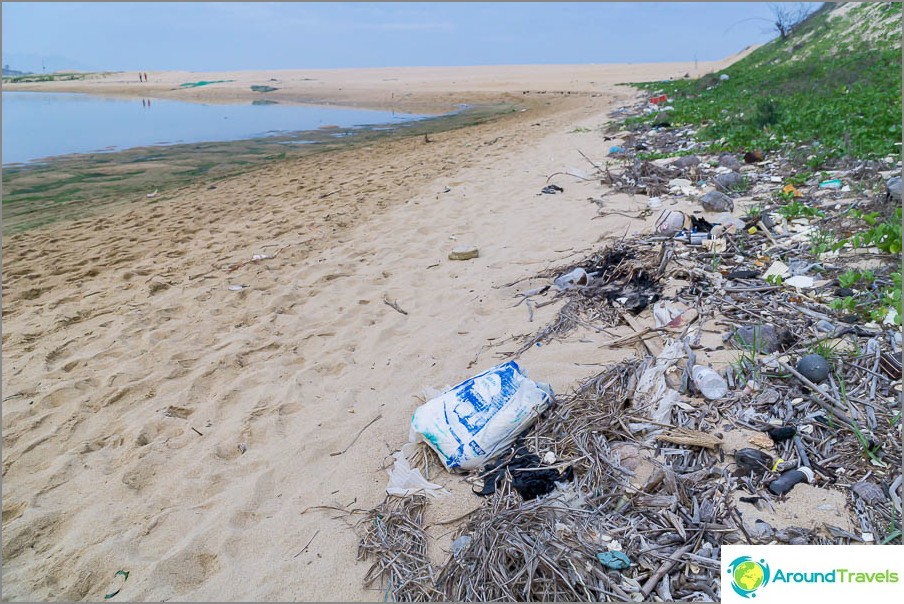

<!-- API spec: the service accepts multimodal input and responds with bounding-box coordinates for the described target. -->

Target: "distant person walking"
[138,72,143,82]
[143,72,148,82]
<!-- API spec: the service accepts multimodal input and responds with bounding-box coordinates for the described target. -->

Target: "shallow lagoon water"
[1,91,425,165]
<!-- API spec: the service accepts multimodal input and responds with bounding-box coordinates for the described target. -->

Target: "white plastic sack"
[386,442,448,498]
[410,361,553,471]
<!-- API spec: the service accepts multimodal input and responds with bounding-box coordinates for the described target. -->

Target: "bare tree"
[770,2,821,39]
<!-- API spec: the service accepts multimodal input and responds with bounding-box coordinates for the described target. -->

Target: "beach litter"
[357,84,902,602]
[103,570,129,600]
[448,245,479,261]
[409,361,553,471]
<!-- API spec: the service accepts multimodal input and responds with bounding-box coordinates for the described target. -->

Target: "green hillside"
[634,2,902,166]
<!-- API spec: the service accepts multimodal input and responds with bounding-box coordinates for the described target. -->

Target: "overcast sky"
[2,2,819,73]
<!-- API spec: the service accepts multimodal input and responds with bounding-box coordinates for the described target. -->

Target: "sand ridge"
[3,60,738,601]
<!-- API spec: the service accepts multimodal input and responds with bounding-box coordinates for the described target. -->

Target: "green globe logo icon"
[727,556,771,598]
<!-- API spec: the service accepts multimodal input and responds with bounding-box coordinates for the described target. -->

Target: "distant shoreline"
[2,59,748,113]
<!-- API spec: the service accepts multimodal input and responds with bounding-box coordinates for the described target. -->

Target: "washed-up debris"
[691,365,728,400]
[358,495,441,602]
[735,448,774,474]
[597,551,632,570]
[359,82,902,603]
[409,361,552,471]
[768,466,814,496]
[819,178,843,189]
[553,267,590,290]
[541,184,564,194]
[767,426,797,443]
[448,245,479,261]
[655,209,685,235]
[473,444,573,500]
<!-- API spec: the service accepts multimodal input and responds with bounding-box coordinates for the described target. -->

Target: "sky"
[1,2,821,73]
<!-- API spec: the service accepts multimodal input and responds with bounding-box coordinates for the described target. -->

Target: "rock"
[715,172,746,191]
[750,520,774,541]
[652,112,670,127]
[449,245,479,261]
[250,85,278,93]
[887,176,902,202]
[719,73,730,81]
[734,325,785,353]
[796,354,830,383]
[718,153,742,171]
[699,190,734,212]
[852,481,886,504]
[673,155,700,169]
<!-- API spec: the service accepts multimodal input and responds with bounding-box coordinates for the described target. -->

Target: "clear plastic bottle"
[691,365,728,400]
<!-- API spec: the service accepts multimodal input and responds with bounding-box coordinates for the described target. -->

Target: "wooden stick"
[641,543,694,597]
[330,414,382,456]
[383,296,408,316]
[773,360,855,427]
[293,529,320,558]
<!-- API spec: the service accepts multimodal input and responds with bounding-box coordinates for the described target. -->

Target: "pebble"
[699,190,734,212]
[852,481,886,504]
[796,354,830,383]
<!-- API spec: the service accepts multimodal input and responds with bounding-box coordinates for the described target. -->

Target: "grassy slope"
[633,2,902,166]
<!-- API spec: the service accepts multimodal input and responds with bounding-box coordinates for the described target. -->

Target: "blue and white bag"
[410,361,553,471]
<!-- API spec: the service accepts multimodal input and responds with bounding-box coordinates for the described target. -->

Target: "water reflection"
[2,91,426,164]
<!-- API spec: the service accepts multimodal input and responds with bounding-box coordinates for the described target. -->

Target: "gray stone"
[651,112,671,127]
[715,172,746,192]
[699,190,734,213]
[673,155,701,169]
[449,245,479,261]
[886,176,902,202]
[718,153,742,171]
[852,481,886,504]
[750,520,774,541]
[734,325,784,353]
[796,354,831,383]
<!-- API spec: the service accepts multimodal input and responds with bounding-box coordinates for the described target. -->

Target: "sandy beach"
[3,58,752,601]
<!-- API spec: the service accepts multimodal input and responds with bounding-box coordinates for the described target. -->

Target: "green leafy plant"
[837,269,876,289]
[851,208,902,254]
[809,228,838,255]
[778,200,825,219]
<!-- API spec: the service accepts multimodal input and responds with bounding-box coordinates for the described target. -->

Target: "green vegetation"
[1,71,109,83]
[830,270,901,325]
[851,207,903,254]
[632,3,902,166]
[837,269,876,289]
[777,199,824,219]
